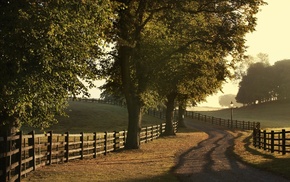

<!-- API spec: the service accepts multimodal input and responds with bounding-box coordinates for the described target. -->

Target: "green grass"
[21,100,290,181]
[196,99,290,128]
[22,101,164,134]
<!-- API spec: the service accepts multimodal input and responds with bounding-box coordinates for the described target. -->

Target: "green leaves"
[0,0,115,130]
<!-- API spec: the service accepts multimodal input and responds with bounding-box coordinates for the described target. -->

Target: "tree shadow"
[170,120,290,182]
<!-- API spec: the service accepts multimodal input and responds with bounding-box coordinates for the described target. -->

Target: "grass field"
[22,101,165,134]
[23,127,207,182]
[195,99,290,128]
[22,100,290,181]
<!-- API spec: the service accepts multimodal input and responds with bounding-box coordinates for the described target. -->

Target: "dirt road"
[173,119,290,182]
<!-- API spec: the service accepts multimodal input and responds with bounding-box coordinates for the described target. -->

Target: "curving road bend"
[173,119,290,182]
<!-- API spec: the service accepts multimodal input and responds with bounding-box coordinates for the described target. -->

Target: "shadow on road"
[172,119,290,182]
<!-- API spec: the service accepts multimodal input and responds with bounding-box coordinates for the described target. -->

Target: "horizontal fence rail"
[0,98,270,182]
[0,121,176,182]
[253,129,290,155]
[184,110,260,130]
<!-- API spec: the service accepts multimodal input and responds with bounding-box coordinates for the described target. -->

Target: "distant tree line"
[236,59,290,105]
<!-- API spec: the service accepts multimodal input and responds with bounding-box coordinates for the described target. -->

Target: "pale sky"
[89,1,290,107]
[200,0,290,107]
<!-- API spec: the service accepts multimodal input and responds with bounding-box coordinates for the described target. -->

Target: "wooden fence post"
[271,130,274,153]
[47,131,53,165]
[146,127,148,143]
[104,132,108,155]
[93,132,97,158]
[263,130,266,150]
[113,131,117,151]
[65,132,69,162]
[28,131,36,170]
[80,132,84,159]
[0,133,8,182]
[123,130,127,146]
[282,129,286,155]
[16,131,23,181]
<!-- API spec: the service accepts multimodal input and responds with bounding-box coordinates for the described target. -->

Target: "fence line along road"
[184,110,260,130]
[0,121,176,182]
[253,128,290,155]
[183,109,290,155]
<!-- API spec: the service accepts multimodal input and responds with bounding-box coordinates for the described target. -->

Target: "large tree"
[154,53,229,135]
[108,0,265,149]
[271,59,290,100]
[0,0,114,135]
[236,62,272,105]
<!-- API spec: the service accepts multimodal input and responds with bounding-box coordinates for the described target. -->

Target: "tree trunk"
[117,1,147,149]
[178,104,186,128]
[164,92,177,136]
[125,97,142,149]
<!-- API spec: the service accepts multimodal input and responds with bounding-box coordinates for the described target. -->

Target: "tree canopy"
[236,59,290,105]
[1,0,266,150]
[0,0,114,134]
[103,0,266,148]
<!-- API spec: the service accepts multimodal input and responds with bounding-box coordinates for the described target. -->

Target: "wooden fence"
[253,129,290,155]
[67,98,260,131]
[0,122,176,182]
[0,98,264,182]
[184,110,290,155]
[184,110,260,130]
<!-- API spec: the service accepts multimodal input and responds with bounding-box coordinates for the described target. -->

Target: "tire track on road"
[173,119,290,182]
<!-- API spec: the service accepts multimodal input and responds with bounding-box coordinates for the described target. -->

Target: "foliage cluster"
[1,0,266,149]
[0,0,114,133]
[236,59,290,105]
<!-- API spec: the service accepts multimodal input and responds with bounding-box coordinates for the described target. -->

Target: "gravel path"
[173,119,290,182]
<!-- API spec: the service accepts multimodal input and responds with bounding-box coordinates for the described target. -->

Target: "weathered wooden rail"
[253,128,290,155]
[182,110,290,155]
[184,110,260,130]
[0,122,176,182]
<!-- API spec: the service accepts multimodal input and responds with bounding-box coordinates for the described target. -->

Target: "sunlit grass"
[196,99,290,128]
[229,130,290,179]
[22,127,208,182]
